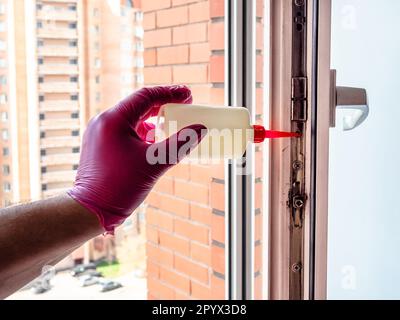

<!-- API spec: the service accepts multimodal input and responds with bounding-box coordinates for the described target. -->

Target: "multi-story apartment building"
[0,0,143,206]
[0,0,144,263]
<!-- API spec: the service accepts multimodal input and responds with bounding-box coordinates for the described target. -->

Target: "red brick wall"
[141,0,226,300]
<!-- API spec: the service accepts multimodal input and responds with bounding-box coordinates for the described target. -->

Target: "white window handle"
[330,70,369,131]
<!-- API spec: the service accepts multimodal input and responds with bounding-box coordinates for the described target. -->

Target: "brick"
[255,213,262,242]
[147,261,160,279]
[257,23,264,50]
[146,192,161,207]
[211,244,225,275]
[255,182,262,209]
[190,203,212,226]
[254,274,263,300]
[146,206,174,231]
[191,281,211,300]
[174,218,210,245]
[211,214,225,244]
[147,277,175,299]
[256,54,263,83]
[144,49,157,66]
[146,225,159,243]
[157,6,188,28]
[191,241,211,265]
[189,2,210,23]
[254,243,262,273]
[157,193,190,218]
[210,163,225,180]
[210,55,224,83]
[210,0,224,18]
[210,87,225,105]
[175,291,192,300]
[173,23,207,45]
[144,28,172,49]
[175,179,209,204]
[190,42,210,63]
[143,12,156,30]
[190,164,212,185]
[190,85,211,104]
[141,0,171,12]
[159,230,190,256]
[209,22,224,50]
[144,66,172,84]
[146,243,174,267]
[154,177,174,194]
[172,0,197,6]
[211,274,225,299]
[210,181,224,212]
[166,163,190,179]
[173,64,208,84]
[160,267,190,294]
[174,255,209,284]
[157,45,189,65]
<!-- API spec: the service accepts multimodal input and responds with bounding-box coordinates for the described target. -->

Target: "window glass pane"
[5,0,227,301]
[327,0,400,299]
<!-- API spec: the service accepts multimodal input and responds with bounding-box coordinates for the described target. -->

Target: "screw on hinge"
[291,262,302,273]
[293,195,305,209]
[292,160,303,171]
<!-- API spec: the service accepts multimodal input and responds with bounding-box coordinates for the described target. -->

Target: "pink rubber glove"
[67,86,207,234]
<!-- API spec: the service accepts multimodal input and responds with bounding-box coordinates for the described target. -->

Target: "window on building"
[39,95,45,102]
[0,93,7,104]
[70,94,78,101]
[37,21,43,29]
[2,147,8,156]
[95,75,100,84]
[69,40,77,47]
[37,40,44,47]
[38,76,44,83]
[95,92,100,102]
[40,131,45,139]
[93,8,99,17]
[38,58,44,65]
[36,3,42,10]
[69,58,78,65]
[71,130,79,137]
[2,164,10,175]
[70,76,78,83]
[135,11,143,22]
[0,3,6,15]
[68,22,77,29]
[94,58,101,68]
[68,4,76,11]
[2,129,8,140]
[72,147,80,153]
[71,112,79,119]
[3,182,11,192]
[0,75,7,85]
[1,111,7,122]
[41,167,47,174]
[73,164,79,171]
[39,113,45,120]
[135,27,144,39]
[41,184,47,191]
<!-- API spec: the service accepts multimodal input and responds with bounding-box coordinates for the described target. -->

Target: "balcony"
[42,170,76,184]
[39,82,79,93]
[37,28,78,39]
[39,100,79,112]
[40,136,80,148]
[37,10,77,22]
[40,119,80,131]
[41,153,80,166]
[38,46,78,57]
[38,64,78,75]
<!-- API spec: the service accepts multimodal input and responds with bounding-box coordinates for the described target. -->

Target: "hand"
[67,86,207,233]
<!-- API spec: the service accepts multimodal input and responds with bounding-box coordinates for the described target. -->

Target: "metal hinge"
[291,77,308,122]
[288,181,307,228]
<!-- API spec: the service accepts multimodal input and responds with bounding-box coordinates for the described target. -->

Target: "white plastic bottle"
[156,104,299,161]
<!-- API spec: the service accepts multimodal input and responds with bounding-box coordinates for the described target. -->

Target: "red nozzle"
[253,125,301,143]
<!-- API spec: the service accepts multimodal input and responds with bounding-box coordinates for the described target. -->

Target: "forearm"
[0,194,103,299]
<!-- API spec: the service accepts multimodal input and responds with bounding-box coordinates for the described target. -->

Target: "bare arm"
[0,194,102,299]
